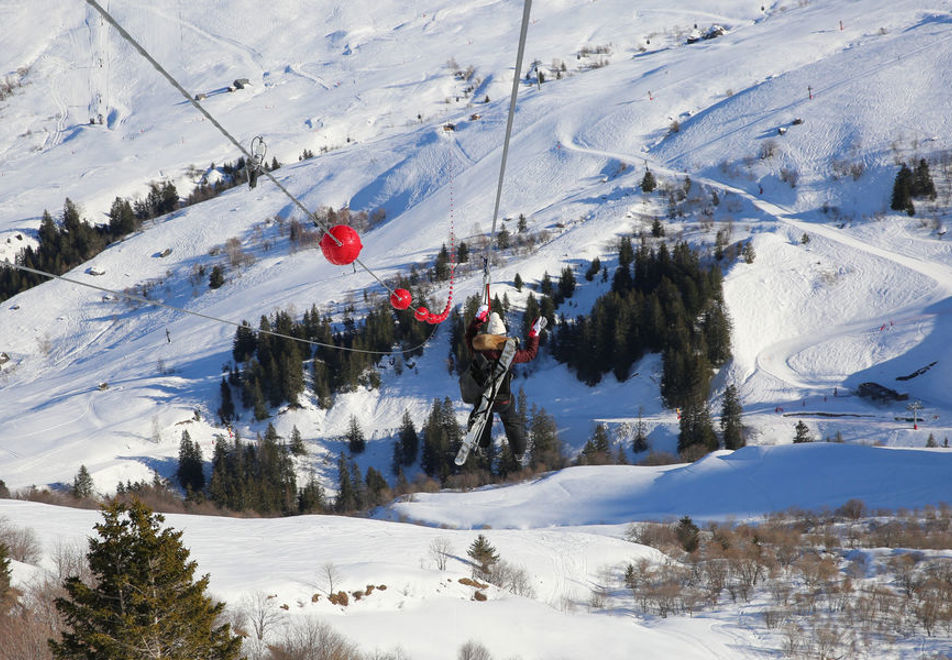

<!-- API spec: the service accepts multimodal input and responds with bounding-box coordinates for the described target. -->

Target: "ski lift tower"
[907,400,923,430]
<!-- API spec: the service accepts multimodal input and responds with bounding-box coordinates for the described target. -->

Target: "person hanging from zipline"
[464,305,543,459]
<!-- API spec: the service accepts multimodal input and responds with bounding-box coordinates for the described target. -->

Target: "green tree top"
[50,498,242,660]
[641,169,657,193]
[72,465,95,499]
[467,534,499,579]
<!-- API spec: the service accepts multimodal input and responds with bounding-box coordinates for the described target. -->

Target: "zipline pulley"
[247,135,267,189]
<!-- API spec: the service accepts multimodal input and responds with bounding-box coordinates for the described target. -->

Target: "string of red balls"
[319,225,454,325]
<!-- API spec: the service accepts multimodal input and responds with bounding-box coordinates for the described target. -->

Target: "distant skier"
[464,305,543,459]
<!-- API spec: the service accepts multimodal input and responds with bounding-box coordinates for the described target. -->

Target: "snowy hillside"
[2,0,951,493]
[3,0,952,656]
[4,444,952,658]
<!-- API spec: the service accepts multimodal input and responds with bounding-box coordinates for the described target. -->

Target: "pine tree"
[676,515,700,553]
[335,453,356,513]
[467,534,499,580]
[641,169,657,193]
[912,158,936,200]
[513,272,523,291]
[677,396,717,456]
[633,407,649,453]
[49,499,242,660]
[496,226,511,249]
[346,415,366,454]
[580,424,612,465]
[433,243,451,281]
[890,163,915,216]
[107,197,137,237]
[702,300,732,367]
[297,473,326,514]
[176,430,205,494]
[397,410,419,466]
[289,426,306,455]
[720,384,744,450]
[793,420,813,443]
[540,271,554,297]
[72,465,95,499]
[208,265,225,289]
[584,257,601,281]
[232,323,257,363]
[557,266,576,302]
[742,241,756,264]
[364,467,389,507]
[349,460,366,511]
[528,406,563,470]
[217,378,234,423]
[251,380,269,421]
[420,397,460,481]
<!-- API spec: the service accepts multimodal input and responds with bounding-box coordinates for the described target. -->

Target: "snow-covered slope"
[5,440,952,659]
[3,0,952,494]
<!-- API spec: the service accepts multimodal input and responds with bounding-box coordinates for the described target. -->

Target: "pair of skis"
[454,338,517,466]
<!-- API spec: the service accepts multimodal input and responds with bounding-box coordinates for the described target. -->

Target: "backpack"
[459,353,492,404]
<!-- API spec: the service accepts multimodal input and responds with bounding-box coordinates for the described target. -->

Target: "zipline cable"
[83,0,401,299]
[484,0,532,302]
[3,259,438,356]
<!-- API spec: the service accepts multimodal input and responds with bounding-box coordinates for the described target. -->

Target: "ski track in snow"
[125,0,266,72]
[44,56,70,151]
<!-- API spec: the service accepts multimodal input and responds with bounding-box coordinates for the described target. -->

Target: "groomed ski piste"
[3,0,952,657]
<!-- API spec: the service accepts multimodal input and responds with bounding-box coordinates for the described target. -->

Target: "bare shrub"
[779,167,799,187]
[0,517,41,563]
[0,603,57,660]
[51,540,91,584]
[625,521,679,552]
[225,237,254,267]
[487,560,535,598]
[428,537,452,571]
[241,591,281,642]
[320,561,341,594]
[637,451,680,466]
[760,140,778,160]
[267,616,360,660]
[458,640,493,660]
[837,498,866,520]
[288,220,320,250]
[588,586,608,610]
[679,443,710,463]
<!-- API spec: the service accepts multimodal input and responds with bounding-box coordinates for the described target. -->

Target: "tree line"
[891,158,936,216]
[0,155,280,304]
[226,285,432,423]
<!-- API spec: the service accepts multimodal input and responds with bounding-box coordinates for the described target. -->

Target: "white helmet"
[486,312,506,335]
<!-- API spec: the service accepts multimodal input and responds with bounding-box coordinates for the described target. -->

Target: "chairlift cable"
[83,0,409,302]
[85,0,455,305]
[3,259,438,356]
[484,0,532,304]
